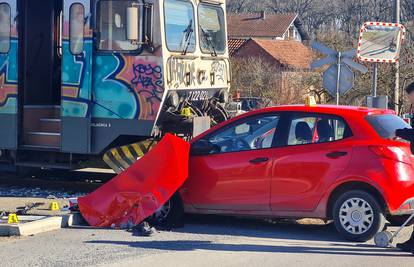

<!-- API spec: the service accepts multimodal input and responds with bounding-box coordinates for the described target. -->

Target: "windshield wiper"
[201,27,217,57]
[180,20,194,55]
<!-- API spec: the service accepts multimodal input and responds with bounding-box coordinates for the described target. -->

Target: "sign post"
[311,42,368,105]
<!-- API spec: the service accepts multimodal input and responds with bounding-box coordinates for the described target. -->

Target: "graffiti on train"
[131,63,164,115]
[0,11,18,115]
[62,48,164,120]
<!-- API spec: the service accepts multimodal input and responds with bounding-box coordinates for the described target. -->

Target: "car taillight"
[369,146,412,164]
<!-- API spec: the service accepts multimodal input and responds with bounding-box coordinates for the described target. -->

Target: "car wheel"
[386,215,414,226]
[148,193,184,229]
[333,190,386,242]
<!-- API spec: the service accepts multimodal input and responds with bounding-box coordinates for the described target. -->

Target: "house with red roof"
[227,12,313,69]
[227,12,316,104]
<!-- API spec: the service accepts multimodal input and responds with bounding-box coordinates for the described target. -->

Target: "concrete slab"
[62,212,87,227]
[0,215,62,236]
[0,212,87,236]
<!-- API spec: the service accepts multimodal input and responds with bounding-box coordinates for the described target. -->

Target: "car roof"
[251,105,395,117]
[192,105,395,142]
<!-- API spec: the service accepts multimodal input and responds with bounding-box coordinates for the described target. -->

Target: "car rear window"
[366,114,411,138]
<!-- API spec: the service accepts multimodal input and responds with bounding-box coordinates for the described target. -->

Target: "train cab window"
[0,3,11,54]
[97,0,140,51]
[164,0,195,53]
[198,4,225,55]
[70,3,84,55]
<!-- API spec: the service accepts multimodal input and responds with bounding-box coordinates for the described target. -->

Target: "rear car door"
[271,112,354,211]
[183,113,282,211]
[0,1,18,149]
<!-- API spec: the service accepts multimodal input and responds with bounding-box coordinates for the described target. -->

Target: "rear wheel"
[148,193,184,229]
[332,190,386,242]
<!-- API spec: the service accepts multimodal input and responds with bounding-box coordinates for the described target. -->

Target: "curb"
[0,213,87,236]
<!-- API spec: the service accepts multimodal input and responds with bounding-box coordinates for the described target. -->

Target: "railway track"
[0,169,115,195]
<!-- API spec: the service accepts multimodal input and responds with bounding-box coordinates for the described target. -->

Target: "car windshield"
[366,114,411,139]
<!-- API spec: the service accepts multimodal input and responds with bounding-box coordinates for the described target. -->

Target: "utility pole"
[394,0,401,114]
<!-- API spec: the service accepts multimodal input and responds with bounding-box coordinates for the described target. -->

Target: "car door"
[182,113,283,211]
[271,112,353,211]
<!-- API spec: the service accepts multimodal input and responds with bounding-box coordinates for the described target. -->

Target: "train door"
[61,0,92,153]
[0,0,18,149]
[19,0,62,150]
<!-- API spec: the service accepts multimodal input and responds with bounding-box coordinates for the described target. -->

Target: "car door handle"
[326,151,348,159]
[249,157,269,164]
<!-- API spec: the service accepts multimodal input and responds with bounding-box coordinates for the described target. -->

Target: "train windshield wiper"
[201,27,217,57]
[180,20,194,55]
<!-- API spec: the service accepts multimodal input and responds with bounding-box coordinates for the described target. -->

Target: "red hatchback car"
[154,105,414,241]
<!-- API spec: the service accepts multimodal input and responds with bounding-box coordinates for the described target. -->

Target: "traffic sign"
[311,42,368,104]
[323,64,354,96]
[311,57,336,69]
[311,42,337,56]
[342,58,368,73]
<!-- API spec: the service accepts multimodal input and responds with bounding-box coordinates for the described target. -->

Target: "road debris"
[78,134,190,228]
[16,203,44,215]
[131,221,157,237]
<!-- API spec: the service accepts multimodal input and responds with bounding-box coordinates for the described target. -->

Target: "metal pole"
[372,62,378,97]
[336,52,341,105]
[394,0,401,114]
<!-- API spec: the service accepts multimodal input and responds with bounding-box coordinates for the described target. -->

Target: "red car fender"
[316,175,388,218]
[78,134,190,228]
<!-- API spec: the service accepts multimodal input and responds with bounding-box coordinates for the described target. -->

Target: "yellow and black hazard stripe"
[103,140,158,174]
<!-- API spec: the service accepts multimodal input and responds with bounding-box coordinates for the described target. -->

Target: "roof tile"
[227,13,297,38]
[235,39,315,69]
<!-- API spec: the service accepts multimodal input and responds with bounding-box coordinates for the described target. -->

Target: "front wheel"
[332,190,386,242]
[148,193,184,229]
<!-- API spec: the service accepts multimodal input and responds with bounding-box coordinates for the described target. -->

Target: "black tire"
[386,215,414,226]
[148,193,184,229]
[332,190,386,242]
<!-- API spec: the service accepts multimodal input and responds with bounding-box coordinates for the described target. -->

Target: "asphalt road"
[1,215,413,267]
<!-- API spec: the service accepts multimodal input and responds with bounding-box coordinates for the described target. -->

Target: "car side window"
[287,114,352,146]
[208,114,280,153]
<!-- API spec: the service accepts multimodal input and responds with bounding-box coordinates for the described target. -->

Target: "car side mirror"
[190,139,216,156]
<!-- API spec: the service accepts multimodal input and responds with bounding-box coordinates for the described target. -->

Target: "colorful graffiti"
[62,48,164,120]
[0,39,18,114]
[91,54,164,120]
[131,62,164,115]
[61,1,164,121]
[61,40,92,118]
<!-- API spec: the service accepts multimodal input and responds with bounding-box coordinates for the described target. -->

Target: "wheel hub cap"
[339,197,374,235]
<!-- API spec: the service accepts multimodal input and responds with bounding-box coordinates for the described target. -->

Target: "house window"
[198,3,226,55]
[97,0,140,51]
[0,3,10,54]
[164,0,195,53]
[70,3,84,55]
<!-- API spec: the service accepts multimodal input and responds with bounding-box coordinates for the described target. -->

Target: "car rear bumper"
[373,159,414,215]
[392,197,414,215]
